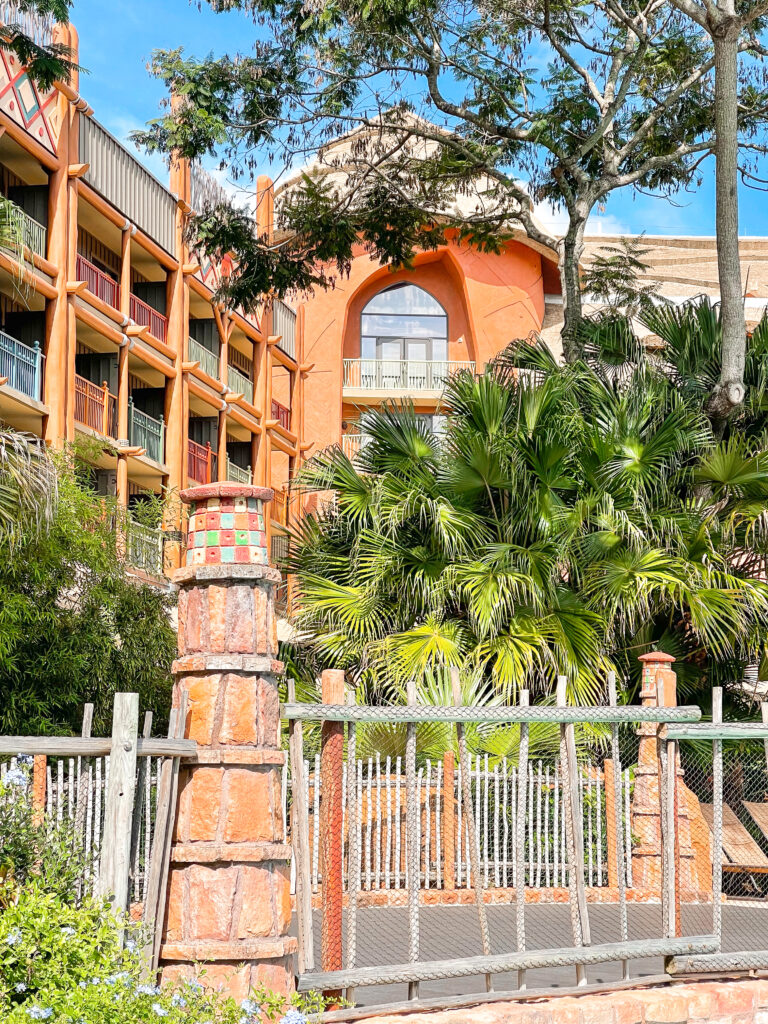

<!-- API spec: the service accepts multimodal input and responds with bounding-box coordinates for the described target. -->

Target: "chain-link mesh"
[285,700,722,1006]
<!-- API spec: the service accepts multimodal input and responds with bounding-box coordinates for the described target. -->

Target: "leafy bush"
[0,771,322,1023]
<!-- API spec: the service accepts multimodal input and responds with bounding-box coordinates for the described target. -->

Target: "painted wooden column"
[116,225,131,508]
[160,482,295,1000]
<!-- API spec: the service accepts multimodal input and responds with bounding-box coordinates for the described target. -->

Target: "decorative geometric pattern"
[0,50,60,154]
[185,493,268,566]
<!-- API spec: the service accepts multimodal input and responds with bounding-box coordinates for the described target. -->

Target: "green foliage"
[0,772,325,1023]
[0,1,76,89]
[0,444,175,735]
[286,300,768,719]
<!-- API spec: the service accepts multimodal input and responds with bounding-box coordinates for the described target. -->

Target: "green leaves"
[289,301,768,708]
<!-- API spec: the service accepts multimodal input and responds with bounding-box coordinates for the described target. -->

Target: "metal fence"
[283,672,717,1008]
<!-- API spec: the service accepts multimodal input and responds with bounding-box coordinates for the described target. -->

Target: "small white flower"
[26,1008,53,1020]
[279,1010,308,1024]
[3,768,29,789]
[137,984,160,996]
[15,982,27,993]
[5,928,22,945]
[60,926,76,937]
[152,1004,168,1017]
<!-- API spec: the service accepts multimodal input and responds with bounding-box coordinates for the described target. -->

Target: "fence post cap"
[638,651,676,664]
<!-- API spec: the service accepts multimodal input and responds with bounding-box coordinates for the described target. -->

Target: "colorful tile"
[234,512,249,530]
[221,512,235,529]
[206,546,220,561]
[206,530,219,546]
[220,529,235,546]
[234,497,247,511]
[220,546,235,562]
[205,512,221,529]
[235,530,249,545]
[235,546,251,563]
[194,532,205,548]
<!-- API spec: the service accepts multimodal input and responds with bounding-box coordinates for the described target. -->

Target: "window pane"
[362,313,446,339]
[364,283,445,317]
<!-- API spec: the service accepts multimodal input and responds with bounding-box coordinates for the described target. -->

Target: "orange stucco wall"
[300,236,547,456]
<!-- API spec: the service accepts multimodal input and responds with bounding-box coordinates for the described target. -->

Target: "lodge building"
[4,12,768,577]
[0,16,303,580]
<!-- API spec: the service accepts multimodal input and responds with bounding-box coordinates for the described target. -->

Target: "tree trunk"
[558,216,588,363]
[709,16,747,419]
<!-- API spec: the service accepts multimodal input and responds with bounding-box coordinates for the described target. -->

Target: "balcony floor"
[0,382,48,432]
[342,385,444,406]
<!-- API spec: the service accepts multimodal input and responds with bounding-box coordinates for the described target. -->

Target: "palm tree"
[287,313,768,711]
[0,430,57,548]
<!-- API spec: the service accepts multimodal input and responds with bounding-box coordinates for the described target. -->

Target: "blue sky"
[73,0,761,239]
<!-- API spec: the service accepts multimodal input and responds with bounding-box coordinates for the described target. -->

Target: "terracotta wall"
[300,236,550,457]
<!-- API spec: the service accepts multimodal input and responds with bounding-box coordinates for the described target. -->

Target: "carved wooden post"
[159,483,296,1001]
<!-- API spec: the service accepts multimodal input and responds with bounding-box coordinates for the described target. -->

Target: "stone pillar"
[160,483,296,1000]
[631,653,701,897]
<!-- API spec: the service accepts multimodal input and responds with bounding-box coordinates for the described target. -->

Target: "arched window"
[361,283,448,363]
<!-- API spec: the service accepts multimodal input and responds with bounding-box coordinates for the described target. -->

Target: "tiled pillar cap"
[638,651,676,664]
[180,484,274,505]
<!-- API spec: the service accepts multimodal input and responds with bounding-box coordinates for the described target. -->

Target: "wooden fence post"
[320,668,345,1006]
[289,677,315,975]
[31,754,46,825]
[603,759,619,888]
[442,750,456,891]
[96,692,140,929]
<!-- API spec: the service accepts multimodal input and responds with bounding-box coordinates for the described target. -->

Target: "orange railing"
[76,253,120,309]
[74,374,117,437]
[187,439,218,484]
[130,293,168,343]
[271,487,287,525]
[271,398,291,431]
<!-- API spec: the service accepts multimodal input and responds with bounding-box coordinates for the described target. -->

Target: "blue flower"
[240,999,260,1014]
[151,1004,168,1017]
[137,984,160,996]
[3,768,29,789]
[15,982,27,993]
[16,754,33,767]
[5,928,22,945]
[26,1008,53,1020]
[171,992,186,1007]
[279,1010,308,1024]
[60,926,76,937]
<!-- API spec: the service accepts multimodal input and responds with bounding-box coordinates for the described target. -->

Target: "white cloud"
[533,201,631,238]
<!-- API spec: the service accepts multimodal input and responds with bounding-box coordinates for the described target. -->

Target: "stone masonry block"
[226,584,255,653]
[714,984,756,1016]
[207,584,228,652]
[185,864,238,941]
[219,676,259,745]
[236,865,276,938]
[178,676,220,745]
[163,867,184,943]
[274,861,291,934]
[187,767,225,842]
[636,992,688,1024]
[257,676,281,748]
[223,767,278,843]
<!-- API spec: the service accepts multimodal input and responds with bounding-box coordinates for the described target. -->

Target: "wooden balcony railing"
[74,374,117,437]
[76,253,120,309]
[130,294,168,343]
[188,336,220,381]
[226,456,252,485]
[0,331,44,401]
[271,398,291,431]
[228,365,254,404]
[271,487,287,525]
[273,299,296,360]
[187,439,218,485]
[128,401,165,464]
[126,519,164,577]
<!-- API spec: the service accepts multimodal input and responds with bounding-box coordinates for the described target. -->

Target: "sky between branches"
[76,0,763,239]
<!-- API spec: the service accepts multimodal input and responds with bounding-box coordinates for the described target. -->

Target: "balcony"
[130,294,167,343]
[188,336,220,381]
[126,519,164,577]
[75,375,117,437]
[228,365,254,404]
[273,300,296,360]
[187,439,218,485]
[343,358,475,393]
[225,456,252,485]
[271,398,290,431]
[0,331,44,402]
[342,433,367,460]
[11,203,47,260]
[128,401,165,464]
[271,487,287,526]
[76,254,120,310]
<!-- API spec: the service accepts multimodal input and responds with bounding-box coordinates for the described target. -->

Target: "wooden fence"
[0,693,194,970]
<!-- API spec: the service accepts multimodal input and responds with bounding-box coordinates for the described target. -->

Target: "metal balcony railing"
[126,519,164,577]
[226,457,252,485]
[228,364,254,404]
[343,359,475,391]
[0,331,44,401]
[74,375,117,437]
[271,398,291,431]
[273,299,296,359]
[10,204,47,260]
[342,433,369,460]
[187,439,218,485]
[76,253,120,309]
[128,401,165,464]
[0,2,55,45]
[130,294,167,343]
[188,336,220,381]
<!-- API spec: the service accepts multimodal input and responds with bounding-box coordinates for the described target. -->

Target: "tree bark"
[709,13,747,419]
[558,215,588,363]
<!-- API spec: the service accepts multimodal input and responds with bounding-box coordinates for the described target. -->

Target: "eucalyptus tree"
[137,0,766,365]
[667,0,768,419]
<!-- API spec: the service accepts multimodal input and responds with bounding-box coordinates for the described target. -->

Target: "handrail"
[74,374,117,437]
[0,331,44,401]
[130,293,168,343]
[273,299,296,359]
[188,335,220,381]
[270,398,290,430]
[187,439,218,484]
[343,358,475,390]
[128,401,165,463]
[76,253,120,309]
[228,364,254,404]
[126,518,164,577]
[14,204,47,260]
[225,456,252,485]
[281,703,703,724]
